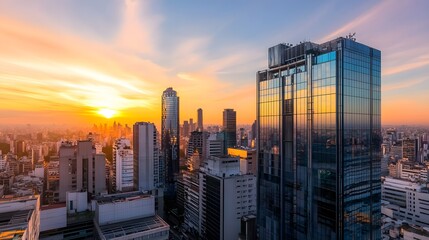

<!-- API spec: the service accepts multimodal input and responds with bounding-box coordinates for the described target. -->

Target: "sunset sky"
[0,0,428,127]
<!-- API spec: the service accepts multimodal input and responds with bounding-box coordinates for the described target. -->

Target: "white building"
[227,147,257,176]
[199,156,256,240]
[382,177,429,227]
[203,133,224,160]
[94,192,169,240]
[133,122,162,191]
[113,138,134,192]
[0,195,40,240]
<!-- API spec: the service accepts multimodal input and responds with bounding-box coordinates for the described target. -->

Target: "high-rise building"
[403,138,418,162]
[223,109,237,151]
[183,120,190,138]
[199,156,256,239]
[190,118,195,133]
[257,38,381,239]
[112,138,133,192]
[58,140,106,202]
[187,131,204,161]
[197,108,203,131]
[161,87,180,184]
[133,122,161,191]
[203,133,224,160]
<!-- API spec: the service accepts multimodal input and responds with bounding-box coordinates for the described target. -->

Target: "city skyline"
[0,1,428,126]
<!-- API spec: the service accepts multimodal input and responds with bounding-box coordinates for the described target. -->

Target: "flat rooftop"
[0,209,32,240]
[95,191,152,205]
[96,215,169,239]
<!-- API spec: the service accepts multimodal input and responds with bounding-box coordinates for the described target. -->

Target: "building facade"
[112,138,133,192]
[161,87,180,184]
[198,108,203,131]
[223,109,237,151]
[257,38,381,239]
[133,122,161,191]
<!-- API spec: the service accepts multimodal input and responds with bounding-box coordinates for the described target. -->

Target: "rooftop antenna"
[346,32,356,41]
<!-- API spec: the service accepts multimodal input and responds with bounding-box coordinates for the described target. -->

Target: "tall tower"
[223,109,237,150]
[197,108,203,131]
[161,87,180,184]
[257,38,381,239]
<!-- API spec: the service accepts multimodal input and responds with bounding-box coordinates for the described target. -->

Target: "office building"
[187,131,204,161]
[161,87,180,184]
[58,140,106,202]
[198,108,203,131]
[203,133,224,161]
[382,177,429,227]
[133,122,161,191]
[112,138,133,192]
[183,120,190,138]
[257,38,381,239]
[403,138,418,162]
[223,109,237,150]
[199,156,256,240]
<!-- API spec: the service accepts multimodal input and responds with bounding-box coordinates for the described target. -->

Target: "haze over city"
[0,0,428,127]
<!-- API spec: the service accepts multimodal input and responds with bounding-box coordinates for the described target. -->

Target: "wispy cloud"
[382,78,426,92]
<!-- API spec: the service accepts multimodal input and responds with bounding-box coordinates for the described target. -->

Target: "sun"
[97,108,117,119]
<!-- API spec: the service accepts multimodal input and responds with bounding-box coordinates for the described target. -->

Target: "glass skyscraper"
[162,87,180,184]
[257,38,381,239]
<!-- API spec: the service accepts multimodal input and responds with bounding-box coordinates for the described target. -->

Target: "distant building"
[197,108,203,131]
[203,133,224,160]
[187,131,204,162]
[112,138,133,192]
[223,109,236,151]
[403,138,418,162]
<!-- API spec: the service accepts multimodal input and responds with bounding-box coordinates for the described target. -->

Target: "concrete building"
[0,151,6,170]
[58,140,106,202]
[0,195,40,240]
[112,138,133,192]
[203,132,224,160]
[183,170,200,235]
[133,122,161,191]
[199,156,256,240]
[227,147,257,175]
[382,177,429,227]
[94,192,169,240]
[187,131,204,162]
[197,108,203,132]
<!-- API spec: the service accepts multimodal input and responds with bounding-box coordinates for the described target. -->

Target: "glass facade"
[162,87,180,184]
[257,38,381,240]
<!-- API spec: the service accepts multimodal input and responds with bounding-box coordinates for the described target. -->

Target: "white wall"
[40,206,67,232]
[96,196,155,225]
[66,191,88,214]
